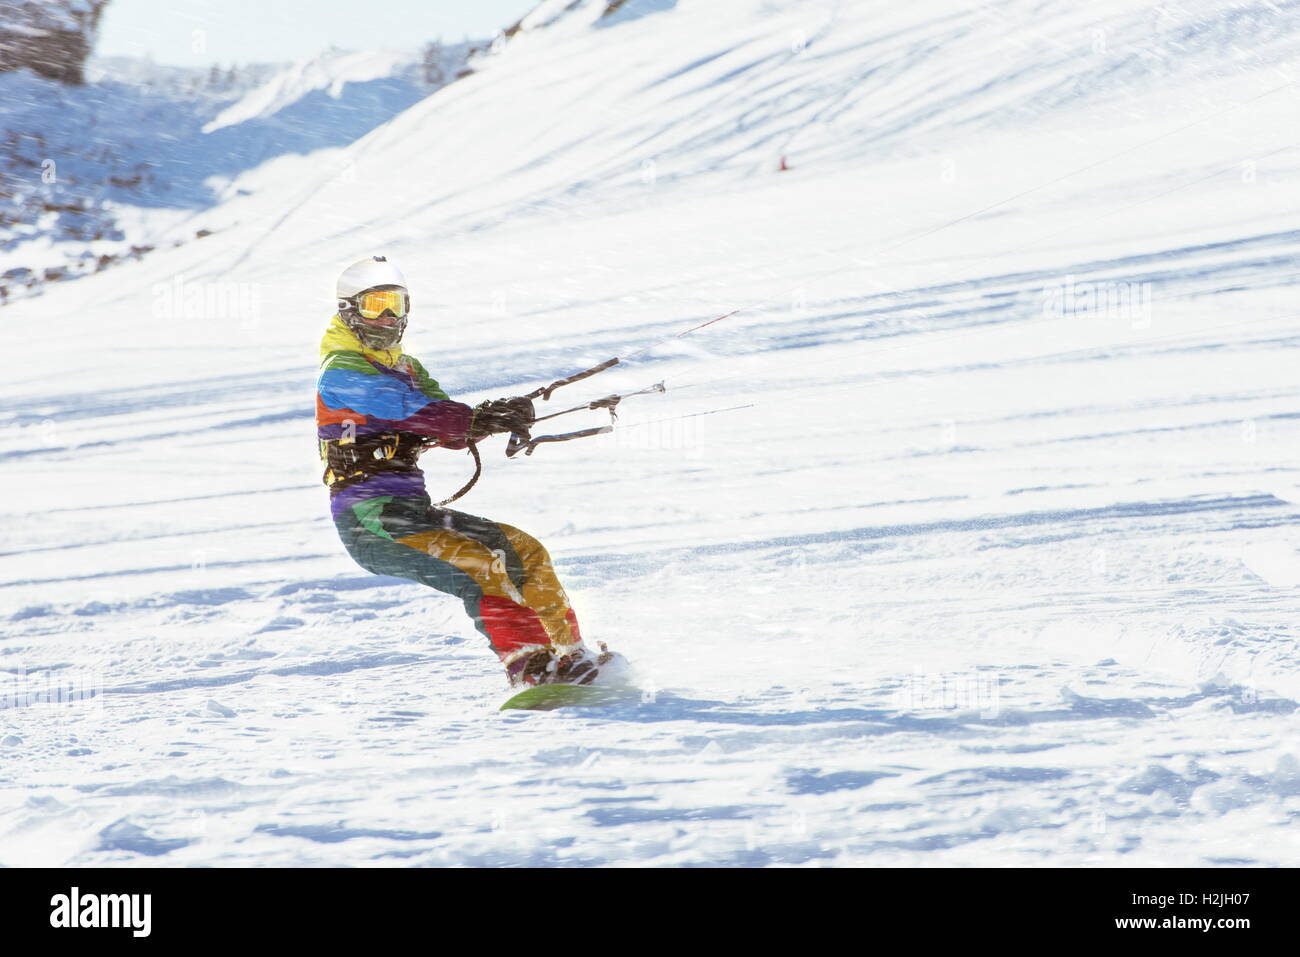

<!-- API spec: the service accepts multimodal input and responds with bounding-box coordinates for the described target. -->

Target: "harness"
[320,431,424,491]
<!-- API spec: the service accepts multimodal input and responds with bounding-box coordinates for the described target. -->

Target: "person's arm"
[317,352,472,446]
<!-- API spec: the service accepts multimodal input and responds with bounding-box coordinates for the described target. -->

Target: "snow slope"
[2,0,1300,866]
[0,44,471,301]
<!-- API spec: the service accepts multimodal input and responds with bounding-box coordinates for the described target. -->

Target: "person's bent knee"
[497,523,549,565]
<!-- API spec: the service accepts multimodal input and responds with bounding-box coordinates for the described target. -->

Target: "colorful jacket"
[316,314,473,515]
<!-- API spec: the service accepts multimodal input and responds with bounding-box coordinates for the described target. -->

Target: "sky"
[97,0,539,66]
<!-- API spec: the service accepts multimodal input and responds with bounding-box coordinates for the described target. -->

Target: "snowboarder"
[317,256,607,687]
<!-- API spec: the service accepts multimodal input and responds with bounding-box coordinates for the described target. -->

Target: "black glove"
[469,396,535,442]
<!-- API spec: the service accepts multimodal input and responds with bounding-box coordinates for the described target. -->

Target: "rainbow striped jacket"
[316,314,472,515]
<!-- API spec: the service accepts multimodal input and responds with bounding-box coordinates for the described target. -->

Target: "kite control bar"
[506,381,666,457]
[524,357,621,401]
[426,355,671,503]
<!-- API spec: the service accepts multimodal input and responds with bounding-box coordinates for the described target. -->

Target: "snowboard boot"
[506,642,617,688]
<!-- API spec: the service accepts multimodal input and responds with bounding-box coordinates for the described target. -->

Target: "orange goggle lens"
[356,289,408,319]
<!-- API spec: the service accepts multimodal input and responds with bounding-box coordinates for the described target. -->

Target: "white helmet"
[336,255,406,300]
[336,255,409,349]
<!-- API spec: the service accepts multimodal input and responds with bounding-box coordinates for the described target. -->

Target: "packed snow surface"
[2,0,1300,865]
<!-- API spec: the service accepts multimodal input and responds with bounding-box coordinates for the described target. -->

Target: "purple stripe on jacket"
[329,470,430,520]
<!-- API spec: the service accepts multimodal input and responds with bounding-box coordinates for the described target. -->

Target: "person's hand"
[469,396,535,442]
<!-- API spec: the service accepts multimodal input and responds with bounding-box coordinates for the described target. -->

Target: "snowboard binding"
[508,641,619,688]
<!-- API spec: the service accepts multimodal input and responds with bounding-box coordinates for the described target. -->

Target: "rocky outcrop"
[0,0,110,85]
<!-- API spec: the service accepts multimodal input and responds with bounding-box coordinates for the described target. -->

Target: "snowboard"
[499,682,637,712]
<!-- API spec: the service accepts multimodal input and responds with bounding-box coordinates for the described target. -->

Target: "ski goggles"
[355,288,408,319]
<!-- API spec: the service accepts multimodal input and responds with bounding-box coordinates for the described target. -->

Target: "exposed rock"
[0,1,111,86]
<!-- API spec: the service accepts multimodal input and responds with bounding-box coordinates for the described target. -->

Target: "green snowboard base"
[500,683,635,711]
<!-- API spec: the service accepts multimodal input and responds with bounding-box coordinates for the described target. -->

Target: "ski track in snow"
[2,0,1300,866]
